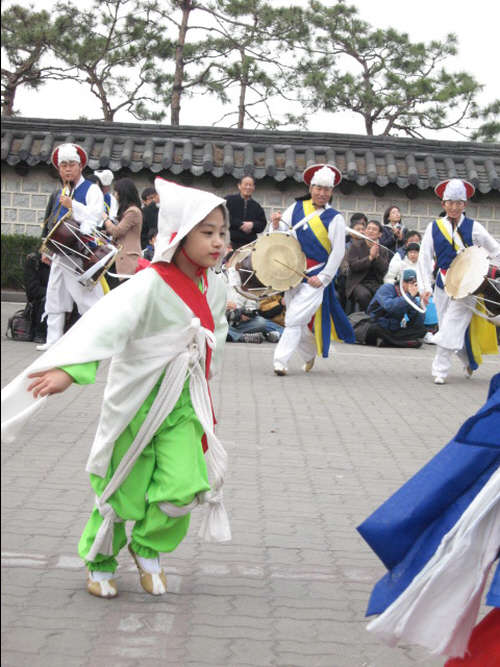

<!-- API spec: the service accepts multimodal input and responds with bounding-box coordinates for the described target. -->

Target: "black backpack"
[6,303,33,342]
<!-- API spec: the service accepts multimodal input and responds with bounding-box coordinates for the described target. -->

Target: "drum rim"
[445,246,491,299]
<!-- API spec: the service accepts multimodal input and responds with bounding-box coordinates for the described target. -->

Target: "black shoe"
[33,334,46,344]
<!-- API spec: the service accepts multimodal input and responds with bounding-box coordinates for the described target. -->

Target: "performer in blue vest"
[94,169,118,223]
[417,178,499,384]
[269,164,355,376]
[38,143,105,351]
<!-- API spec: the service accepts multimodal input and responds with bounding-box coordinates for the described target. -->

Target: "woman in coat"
[104,178,143,285]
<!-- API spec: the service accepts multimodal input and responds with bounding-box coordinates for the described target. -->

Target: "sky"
[8,0,500,140]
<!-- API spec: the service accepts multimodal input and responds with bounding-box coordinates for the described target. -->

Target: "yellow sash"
[435,218,461,251]
[100,276,110,294]
[469,298,498,365]
[302,199,331,254]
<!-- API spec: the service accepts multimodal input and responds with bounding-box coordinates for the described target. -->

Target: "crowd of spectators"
[24,173,438,351]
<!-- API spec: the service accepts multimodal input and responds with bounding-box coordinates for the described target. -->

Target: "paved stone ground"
[1,299,498,667]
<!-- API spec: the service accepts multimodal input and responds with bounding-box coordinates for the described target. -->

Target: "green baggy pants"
[78,379,210,572]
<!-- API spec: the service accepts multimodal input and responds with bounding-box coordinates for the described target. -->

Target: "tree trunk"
[1,79,16,116]
[237,52,249,129]
[171,0,192,126]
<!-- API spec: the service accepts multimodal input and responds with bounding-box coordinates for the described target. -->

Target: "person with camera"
[364,269,427,347]
[380,206,408,253]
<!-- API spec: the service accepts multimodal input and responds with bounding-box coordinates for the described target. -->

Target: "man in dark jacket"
[346,220,390,311]
[224,175,267,249]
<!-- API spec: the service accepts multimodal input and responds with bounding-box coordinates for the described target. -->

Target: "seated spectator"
[225,176,267,250]
[365,269,428,347]
[103,178,143,288]
[337,213,368,312]
[142,227,158,262]
[24,250,52,343]
[140,187,159,249]
[223,266,267,343]
[380,206,408,253]
[346,220,390,311]
[257,294,286,342]
[384,241,420,284]
[394,229,422,259]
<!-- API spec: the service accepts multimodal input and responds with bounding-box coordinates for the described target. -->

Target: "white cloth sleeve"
[417,223,435,294]
[318,213,347,286]
[385,253,402,284]
[472,221,500,258]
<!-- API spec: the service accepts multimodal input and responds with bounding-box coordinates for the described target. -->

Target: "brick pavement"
[1,299,498,667]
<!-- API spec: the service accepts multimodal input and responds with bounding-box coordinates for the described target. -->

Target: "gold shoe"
[274,366,287,376]
[128,544,167,596]
[86,574,118,599]
[302,357,315,373]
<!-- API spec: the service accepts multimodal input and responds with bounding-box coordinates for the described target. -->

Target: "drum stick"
[346,227,397,256]
[273,258,309,279]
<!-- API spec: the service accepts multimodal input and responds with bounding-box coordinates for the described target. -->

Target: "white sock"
[88,570,114,582]
[136,554,162,574]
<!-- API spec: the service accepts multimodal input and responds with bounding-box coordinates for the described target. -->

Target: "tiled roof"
[2,117,499,195]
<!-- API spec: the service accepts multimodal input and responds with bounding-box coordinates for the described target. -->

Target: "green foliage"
[470,100,500,142]
[51,0,173,121]
[1,4,69,115]
[199,0,309,128]
[2,0,492,138]
[296,1,483,138]
[1,235,41,289]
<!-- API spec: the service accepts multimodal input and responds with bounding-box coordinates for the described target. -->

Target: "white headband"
[443,179,467,202]
[310,165,335,188]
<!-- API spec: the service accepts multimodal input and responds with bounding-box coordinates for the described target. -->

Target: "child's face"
[183,208,226,268]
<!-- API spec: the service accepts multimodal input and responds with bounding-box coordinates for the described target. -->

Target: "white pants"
[273,282,325,370]
[44,256,104,345]
[431,286,474,378]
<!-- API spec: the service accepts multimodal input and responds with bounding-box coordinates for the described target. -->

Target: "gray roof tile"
[1,117,499,195]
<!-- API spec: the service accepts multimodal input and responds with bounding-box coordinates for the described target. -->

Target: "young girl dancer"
[2,179,231,598]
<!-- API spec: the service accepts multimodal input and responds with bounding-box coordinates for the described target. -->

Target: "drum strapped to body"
[226,233,307,301]
[445,246,500,324]
[41,213,120,290]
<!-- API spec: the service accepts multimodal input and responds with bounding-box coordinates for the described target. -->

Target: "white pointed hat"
[435,178,475,201]
[303,163,342,188]
[152,178,229,265]
[51,143,87,169]
[94,169,114,186]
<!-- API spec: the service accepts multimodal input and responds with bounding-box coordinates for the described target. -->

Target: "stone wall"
[2,164,500,238]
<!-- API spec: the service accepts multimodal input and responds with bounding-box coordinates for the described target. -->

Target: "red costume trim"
[150,261,215,452]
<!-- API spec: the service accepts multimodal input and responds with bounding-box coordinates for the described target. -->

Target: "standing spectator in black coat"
[224,175,267,249]
[24,251,52,343]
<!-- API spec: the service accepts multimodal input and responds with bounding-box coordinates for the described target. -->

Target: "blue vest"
[291,201,339,275]
[432,216,474,289]
[57,179,93,221]
[104,192,112,215]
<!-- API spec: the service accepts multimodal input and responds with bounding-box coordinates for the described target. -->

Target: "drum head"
[445,246,491,299]
[251,234,307,291]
